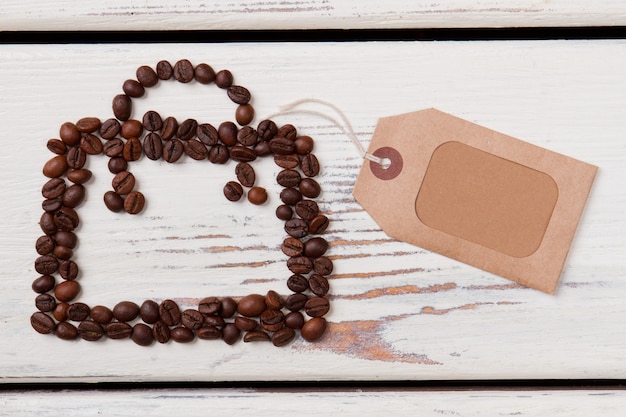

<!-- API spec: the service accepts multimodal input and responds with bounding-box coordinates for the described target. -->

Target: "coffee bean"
[223,181,244,202]
[257,119,278,141]
[287,274,308,293]
[222,323,240,345]
[161,117,178,140]
[47,138,67,155]
[123,137,142,161]
[197,123,219,146]
[235,162,255,187]
[227,85,251,105]
[204,315,225,327]
[136,65,159,87]
[285,311,305,329]
[285,293,308,311]
[265,290,284,310]
[159,299,181,326]
[230,145,257,162]
[39,212,57,235]
[260,309,284,332]
[198,296,222,315]
[76,117,101,133]
[112,94,132,121]
[31,312,55,334]
[171,326,195,343]
[113,301,140,322]
[124,191,145,214]
[80,133,103,155]
[43,155,69,178]
[309,214,330,235]
[42,178,66,199]
[177,118,198,140]
[105,321,132,339]
[270,137,296,155]
[66,146,86,169]
[278,124,297,141]
[174,59,194,83]
[60,122,81,146]
[78,320,104,341]
[301,317,327,342]
[62,184,85,208]
[218,121,238,146]
[236,104,255,126]
[215,69,233,88]
[35,294,56,312]
[253,140,271,156]
[66,168,92,184]
[243,330,270,342]
[143,133,163,160]
[303,237,328,258]
[55,280,81,302]
[247,187,267,205]
[271,327,295,347]
[122,79,145,98]
[221,297,238,318]
[301,153,320,177]
[234,316,258,331]
[197,325,221,340]
[163,138,184,163]
[299,178,321,198]
[54,231,77,248]
[152,320,171,343]
[35,236,55,256]
[236,126,257,147]
[56,322,78,340]
[103,138,124,157]
[67,302,90,321]
[120,119,141,139]
[59,259,79,280]
[295,199,319,220]
[237,294,266,317]
[112,171,135,195]
[156,60,173,80]
[32,274,55,293]
[132,323,154,346]
[143,110,163,131]
[285,218,309,238]
[108,156,128,174]
[35,255,59,275]
[194,63,215,84]
[309,274,330,297]
[140,300,160,324]
[277,169,301,188]
[276,204,293,221]
[208,144,229,164]
[53,302,69,322]
[313,256,333,275]
[42,198,62,213]
[53,245,73,260]
[91,305,114,324]
[184,139,208,160]
[280,187,302,206]
[103,191,124,212]
[100,118,121,139]
[287,256,313,274]
[294,135,314,154]
[304,297,330,318]
[181,309,204,330]
[274,153,300,169]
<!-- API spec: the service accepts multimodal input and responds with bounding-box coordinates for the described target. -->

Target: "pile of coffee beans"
[32,59,331,346]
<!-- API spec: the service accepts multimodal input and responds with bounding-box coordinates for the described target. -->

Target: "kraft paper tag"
[353,108,598,294]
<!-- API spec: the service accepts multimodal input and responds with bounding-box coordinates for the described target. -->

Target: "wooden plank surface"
[1,40,625,383]
[3,0,626,31]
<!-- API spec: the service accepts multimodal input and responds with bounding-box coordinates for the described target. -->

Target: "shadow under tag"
[353,108,598,294]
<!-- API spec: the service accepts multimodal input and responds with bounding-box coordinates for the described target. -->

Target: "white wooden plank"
[0,41,625,383]
[2,0,626,31]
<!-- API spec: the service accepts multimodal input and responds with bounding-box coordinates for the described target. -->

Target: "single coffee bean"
[218,121,238,146]
[197,325,221,340]
[309,274,330,297]
[103,191,124,212]
[76,117,101,133]
[270,137,296,155]
[234,316,258,331]
[287,256,313,274]
[184,139,208,160]
[42,198,62,213]
[276,204,293,221]
[222,323,240,345]
[295,199,319,220]
[103,138,124,157]
[280,187,302,206]
[67,302,90,321]
[227,85,251,105]
[277,169,301,188]
[194,63,215,84]
[304,297,330,318]
[78,320,104,341]
[112,171,135,195]
[247,187,267,205]
[299,178,321,198]
[54,231,77,248]
[197,123,219,146]
[143,133,163,160]
[285,311,305,329]
[156,60,173,80]
[285,218,309,238]
[204,315,225,328]
[274,153,300,169]
[35,236,55,255]
[35,294,56,312]
[236,104,255,126]
[53,245,73,260]
[122,79,145,98]
[43,155,69,178]
[313,256,334,275]
[124,191,145,215]
[35,255,59,275]
[62,184,85,208]
[230,145,257,162]
[301,317,327,342]
[80,133,103,155]
[173,59,194,83]
[181,309,204,330]
[208,144,229,164]
[32,274,55,293]
[237,294,266,317]
[220,297,238,318]
[123,137,142,161]
[198,296,222,315]
[271,327,295,347]
[113,301,140,322]
[39,212,57,235]
[31,312,55,334]
[55,280,81,302]
[235,162,255,187]
[265,290,284,310]
[91,305,114,324]
[53,302,69,321]
[243,330,270,342]
[108,156,128,174]
[171,326,195,343]
[253,141,271,156]
[159,299,181,326]
[285,293,308,312]
[131,323,154,346]
[301,153,320,177]
[303,237,328,258]
[105,321,133,339]
[143,110,163,131]
[257,119,278,141]
[287,274,309,293]
[42,177,66,199]
[237,126,258,146]
[309,214,330,235]
[122,120,143,139]
[100,118,121,139]
[59,259,79,280]
[47,138,67,155]
[112,94,132,121]
[136,65,159,87]
[294,135,314,154]
[163,138,184,163]
[53,207,79,232]
[140,300,160,324]
[176,118,198,140]
[223,181,244,202]
[56,321,78,340]
[260,309,284,332]
[66,168,92,184]
[152,320,171,343]
[278,124,297,141]
[66,146,86,169]
[215,69,233,88]
[59,122,81,146]
[161,116,178,140]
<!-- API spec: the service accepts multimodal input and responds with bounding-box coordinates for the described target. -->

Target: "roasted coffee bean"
[62,184,85,208]
[43,155,69,178]
[278,124,297,141]
[294,135,314,154]
[285,293,308,312]
[276,204,293,221]
[221,297,238,318]
[100,118,121,139]
[223,181,244,202]
[53,302,69,322]
[124,191,145,214]
[76,117,101,133]
[67,302,90,321]
[285,311,305,329]
[143,133,163,160]
[121,119,143,138]
[173,59,194,83]
[277,169,301,188]
[265,290,284,310]
[194,63,216,84]
[215,69,233,88]
[287,274,308,293]
[122,79,145,98]
[197,325,221,340]
[227,85,251,104]
[237,294,266,317]
[235,162,255,187]
[163,138,184,163]
[35,255,59,275]
[274,153,300,169]
[156,60,173,80]
[253,140,271,156]
[131,323,154,346]
[42,178,66,199]
[159,299,181,326]
[270,137,296,155]
[243,330,270,342]
[198,296,222,315]
[35,294,56,312]
[309,274,330,297]
[161,117,178,140]
[176,118,197,140]
[42,198,63,213]
[280,187,302,206]
[301,153,320,177]
[123,137,142,161]
[113,301,140,322]
[105,321,132,339]
[56,322,78,340]
[53,245,73,260]
[31,312,55,334]
[112,171,135,195]
[108,156,128,174]
[218,121,238,146]
[35,236,55,255]
[143,110,163,131]
[80,133,103,155]
[59,259,79,280]
[140,300,160,324]
[152,320,171,343]
[303,237,328,258]
[40,212,57,235]
[260,309,284,332]
[313,256,333,275]
[184,139,208,160]
[295,199,319,220]
[55,280,80,302]
[299,178,321,198]
[236,104,254,126]
[204,315,225,328]
[103,191,124,212]
[66,146,86,169]
[257,119,278,141]
[271,327,295,347]
[208,144,229,164]
[103,138,124,157]
[60,122,81,146]
[136,65,159,87]
[47,138,67,155]
[171,326,195,343]
[197,123,219,146]
[285,218,309,238]
[287,256,313,274]
[230,145,257,162]
[234,316,258,331]
[54,231,77,248]
[222,323,240,345]
[32,274,55,293]
[304,297,330,318]
[309,214,330,235]
[66,168,92,184]
[237,126,258,146]
[247,187,267,205]
[112,94,132,121]
[301,317,327,342]
[181,309,204,330]
[78,320,104,341]
[91,305,114,324]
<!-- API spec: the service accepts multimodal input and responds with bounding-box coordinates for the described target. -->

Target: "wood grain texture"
[0,41,625,383]
[3,0,626,30]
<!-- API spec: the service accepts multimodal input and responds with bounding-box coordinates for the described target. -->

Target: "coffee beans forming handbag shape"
[32,59,331,346]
